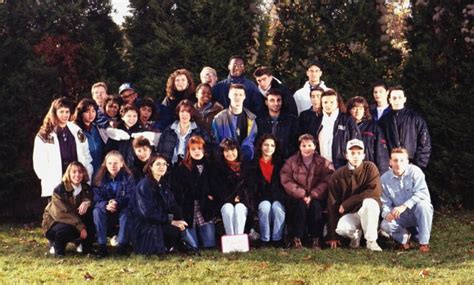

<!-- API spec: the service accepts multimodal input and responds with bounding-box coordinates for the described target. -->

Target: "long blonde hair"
[38,97,74,138]
[93,150,132,186]
[62,161,89,190]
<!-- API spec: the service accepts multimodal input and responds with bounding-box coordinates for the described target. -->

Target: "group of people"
[33,55,433,257]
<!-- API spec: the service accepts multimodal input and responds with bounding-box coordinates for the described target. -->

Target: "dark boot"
[96,244,108,258]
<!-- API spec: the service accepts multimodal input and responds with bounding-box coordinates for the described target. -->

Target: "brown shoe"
[311,238,321,251]
[419,244,430,253]
[399,242,412,250]
[292,237,303,250]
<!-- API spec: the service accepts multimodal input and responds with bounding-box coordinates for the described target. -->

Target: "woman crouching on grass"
[172,135,218,250]
[42,161,94,257]
[243,134,287,248]
[93,150,135,257]
[129,154,188,255]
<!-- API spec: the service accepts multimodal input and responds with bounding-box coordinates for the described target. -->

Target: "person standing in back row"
[293,61,329,115]
[379,86,431,169]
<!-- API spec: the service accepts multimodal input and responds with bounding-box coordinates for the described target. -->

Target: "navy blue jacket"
[379,108,431,168]
[212,75,264,116]
[358,120,389,173]
[128,175,182,254]
[315,112,361,169]
[93,170,135,211]
[256,113,299,159]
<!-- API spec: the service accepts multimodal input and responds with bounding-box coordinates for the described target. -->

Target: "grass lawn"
[0,210,472,283]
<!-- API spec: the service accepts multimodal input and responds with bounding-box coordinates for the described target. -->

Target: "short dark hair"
[388,85,404,98]
[229,55,244,64]
[267,88,283,98]
[373,82,387,90]
[132,135,152,149]
[253,66,272,77]
[307,60,323,70]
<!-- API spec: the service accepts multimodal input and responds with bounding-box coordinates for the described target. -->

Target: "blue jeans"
[182,223,216,249]
[93,206,129,245]
[381,200,433,245]
[258,200,285,242]
[221,203,247,235]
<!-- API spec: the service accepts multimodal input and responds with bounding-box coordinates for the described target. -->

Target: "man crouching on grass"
[380,147,433,253]
[327,139,383,251]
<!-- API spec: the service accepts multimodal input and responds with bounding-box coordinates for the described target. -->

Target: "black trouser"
[287,198,325,239]
[162,224,180,250]
[46,223,80,255]
[46,212,94,255]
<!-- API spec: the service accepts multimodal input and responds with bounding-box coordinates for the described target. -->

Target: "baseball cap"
[346,139,364,151]
[118,83,135,95]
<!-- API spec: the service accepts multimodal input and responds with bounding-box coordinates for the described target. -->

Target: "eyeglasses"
[121,92,136,99]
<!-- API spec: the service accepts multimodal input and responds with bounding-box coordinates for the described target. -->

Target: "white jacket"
[293,81,328,115]
[33,122,93,197]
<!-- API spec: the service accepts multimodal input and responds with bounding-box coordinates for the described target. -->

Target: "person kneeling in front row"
[327,139,383,251]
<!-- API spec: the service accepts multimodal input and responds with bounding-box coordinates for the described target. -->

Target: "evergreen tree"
[124,0,261,101]
[403,0,473,208]
[0,0,125,219]
[270,0,402,98]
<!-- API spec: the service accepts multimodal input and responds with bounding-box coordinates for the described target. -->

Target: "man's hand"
[234,196,240,203]
[391,205,408,219]
[338,205,345,214]
[327,240,340,249]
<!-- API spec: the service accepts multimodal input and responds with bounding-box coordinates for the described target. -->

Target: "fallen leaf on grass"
[419,269,430,277]
[84,272,94,281]
[290,280,305,285]
[259,262,269,269]
[121,267,135,273]
[278,251,289,256]
[302,255,312,260]
[468,249,474,255]
[322,263,332,271]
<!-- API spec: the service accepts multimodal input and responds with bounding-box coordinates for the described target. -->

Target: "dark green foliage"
[270,0,402,99]
[403,0,473,208]
[124,0,260,101]
[0,0,125,219]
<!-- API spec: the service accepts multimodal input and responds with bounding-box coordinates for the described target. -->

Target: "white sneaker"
[110,235,119,247]
[349,229,361,249]
[49,246,55,255]
[76,243,83,253]
[367,240,383,252]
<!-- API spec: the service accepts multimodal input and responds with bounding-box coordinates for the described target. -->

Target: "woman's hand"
[106,199,117,213]
[171,220,188,231]
[303,196,311,207]
[234,195,240,203]
[208,195,214,201]
[77,201,90,215]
